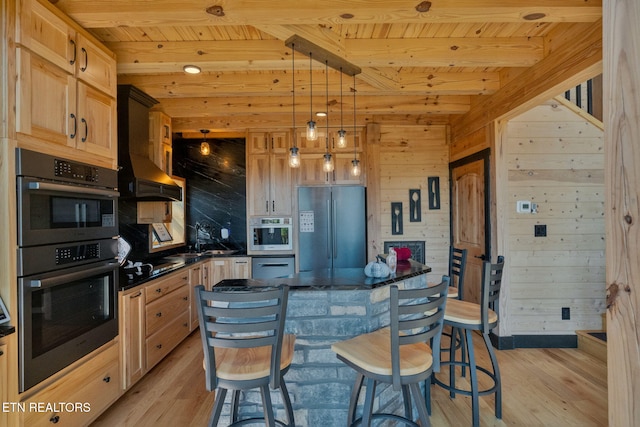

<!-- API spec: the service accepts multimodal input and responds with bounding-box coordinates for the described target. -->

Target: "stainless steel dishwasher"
[251,256,295,279]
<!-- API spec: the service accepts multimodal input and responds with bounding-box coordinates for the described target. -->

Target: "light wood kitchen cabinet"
[20,342,121,427]
[15,0,117,166]
[188,263,203,330]
[247,131,293,216]
[205,256,252,288]
[143,271,190,371]
[247,130,289,155]
[149,111,173,176]
[0,341,7,427]
[137,200,172,224]
[119,287,145,390]
[230,257,252,279]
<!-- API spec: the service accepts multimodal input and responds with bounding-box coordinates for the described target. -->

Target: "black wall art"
[391,202,403,235]
[409,189,421,222]
[428,176,441,210]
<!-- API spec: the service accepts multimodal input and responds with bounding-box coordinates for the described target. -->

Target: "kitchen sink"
[202,249,238,256]
[167,249,238,259]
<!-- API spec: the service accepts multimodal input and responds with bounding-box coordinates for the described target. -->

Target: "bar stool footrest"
[433,360,499,397]
[350,413,421,427]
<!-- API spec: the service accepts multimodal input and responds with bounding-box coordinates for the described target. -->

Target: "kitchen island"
[213,260,432,427]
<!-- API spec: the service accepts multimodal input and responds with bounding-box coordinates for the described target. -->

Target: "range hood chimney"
[117,85,182,201]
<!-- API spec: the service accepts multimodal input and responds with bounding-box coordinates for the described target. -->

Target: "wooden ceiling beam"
[54,0,602,28]
[108,37,543,73]
[155,94,470,118]
[117,70,499,98]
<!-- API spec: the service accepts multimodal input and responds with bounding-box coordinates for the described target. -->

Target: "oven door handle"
[29,261,118,288]
[28,181,120,198]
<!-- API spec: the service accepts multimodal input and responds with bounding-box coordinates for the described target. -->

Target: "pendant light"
[200,129,211,156]
[289,43,300,168]
[336,67,347,148]
[306,53,318,141]
[322,60,334,173]
[350,75,361,177]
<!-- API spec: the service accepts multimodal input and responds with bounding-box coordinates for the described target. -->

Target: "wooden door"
[450,150,490,304]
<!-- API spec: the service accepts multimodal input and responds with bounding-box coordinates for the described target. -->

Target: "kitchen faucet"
[195,222,203,253]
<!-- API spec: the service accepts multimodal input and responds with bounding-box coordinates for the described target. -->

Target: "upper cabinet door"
[16,48,76,147]
[74,33,117,95]
[76,82,117,160]
[17,0,75,74]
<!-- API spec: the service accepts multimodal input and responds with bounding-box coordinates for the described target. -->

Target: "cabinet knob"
[156,312,162,317]
[156,344,162,349]
[183,322,188,327]
[49,415,60,424]
[183,296,188,301]
[0,350,3,356]
[156,288,162,293]
[103,376,111,383]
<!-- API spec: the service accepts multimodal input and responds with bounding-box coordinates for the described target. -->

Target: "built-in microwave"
[249,217,293,251]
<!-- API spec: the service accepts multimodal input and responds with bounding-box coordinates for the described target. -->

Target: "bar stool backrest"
[481,256,505,333]
[449,247,468,299]
[389,276,450,390]
[196,284,289,391]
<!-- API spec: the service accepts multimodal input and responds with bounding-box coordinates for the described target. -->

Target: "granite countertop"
[216,259,431,291]
[0,325,16,337]
[119,250,247,291]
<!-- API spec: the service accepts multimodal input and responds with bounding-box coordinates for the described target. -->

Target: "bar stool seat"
[214,334,296,382]
[444,299,498,326]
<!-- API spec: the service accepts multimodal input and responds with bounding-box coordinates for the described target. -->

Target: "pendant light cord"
[292,44,296,148]
[325,60,329,152]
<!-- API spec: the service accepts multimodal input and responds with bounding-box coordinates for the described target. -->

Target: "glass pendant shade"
[289,146,300,168]
[323,153,334,172]
[351,158,361,176]
[200,129,211,156]
[337,129,347,148]
[306,120,318,141]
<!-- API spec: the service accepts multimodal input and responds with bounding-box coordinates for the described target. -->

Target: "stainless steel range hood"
[117,85,182,201]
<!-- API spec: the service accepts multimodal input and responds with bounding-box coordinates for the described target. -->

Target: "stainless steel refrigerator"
[298,186,366,271]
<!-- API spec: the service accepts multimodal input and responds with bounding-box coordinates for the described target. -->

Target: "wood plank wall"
[604,0,640,424]
[504,99,605,335]
[373,124,450,282]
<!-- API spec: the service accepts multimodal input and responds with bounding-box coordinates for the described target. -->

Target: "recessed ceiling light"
[316,111,327,117]
[183,65,201,74]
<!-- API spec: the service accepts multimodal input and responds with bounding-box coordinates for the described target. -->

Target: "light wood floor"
[92,330,607,427]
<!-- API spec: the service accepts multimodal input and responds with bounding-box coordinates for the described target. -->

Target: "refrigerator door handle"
[326,199,332,260]
[333,198,338,259]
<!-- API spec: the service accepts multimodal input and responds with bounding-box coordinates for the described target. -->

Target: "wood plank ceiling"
[53,0,602,134]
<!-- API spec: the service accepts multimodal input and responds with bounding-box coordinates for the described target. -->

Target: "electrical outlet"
[562,307,570,320]
[534,224,547,237]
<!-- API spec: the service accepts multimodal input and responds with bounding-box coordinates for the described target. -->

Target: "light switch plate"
[517,200,531,213]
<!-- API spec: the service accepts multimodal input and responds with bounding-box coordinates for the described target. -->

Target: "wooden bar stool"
[331,277,450,427]
[433,256,505,427]
[195,284,296,427]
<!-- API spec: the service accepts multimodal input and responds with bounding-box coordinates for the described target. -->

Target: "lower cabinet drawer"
[146,311,190,370]
[145,286,190,337]
[21,342,121,426]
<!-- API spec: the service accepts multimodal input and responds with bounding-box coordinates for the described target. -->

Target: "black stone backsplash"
[173,138,247,252]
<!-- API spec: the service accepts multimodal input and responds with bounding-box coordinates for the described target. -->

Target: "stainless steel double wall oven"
[16,148,120,392]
